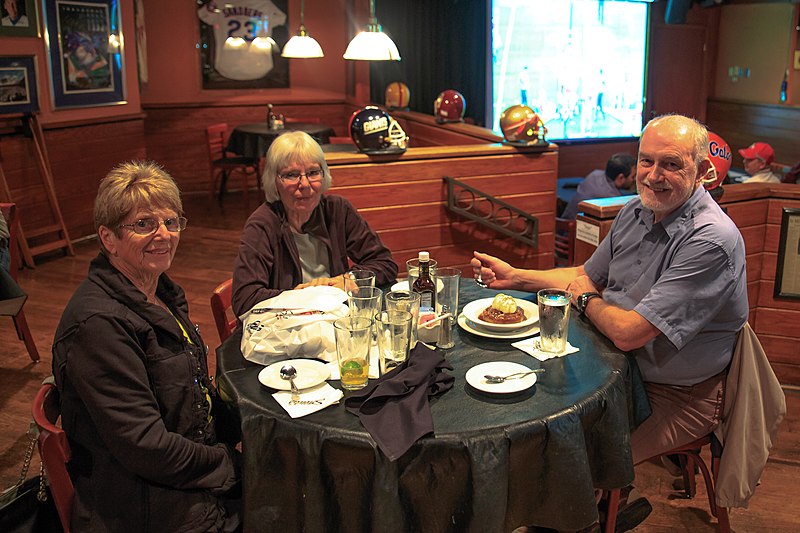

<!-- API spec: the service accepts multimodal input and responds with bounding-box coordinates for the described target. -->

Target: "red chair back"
[211,279,237,343]
[32,382,73,533]
[555,217,576,267]
[206,123,229,164]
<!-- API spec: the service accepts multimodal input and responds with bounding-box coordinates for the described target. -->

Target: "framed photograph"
[774,208,800,300]
[0,55,39,114]
[42,0,125,109]
[0,0,38,37]
[197,0,289,90]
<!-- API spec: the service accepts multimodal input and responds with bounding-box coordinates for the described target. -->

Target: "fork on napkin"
[273,383,343,418]
[512,336,579,361]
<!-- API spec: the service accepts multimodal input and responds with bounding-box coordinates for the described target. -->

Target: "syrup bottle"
[412,251,436,316]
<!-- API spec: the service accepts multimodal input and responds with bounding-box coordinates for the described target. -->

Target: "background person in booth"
[560,153,637,220]
[739,142,780,183]
[472,115,748,528]
[232,131,397,317]
[52,162,241,532]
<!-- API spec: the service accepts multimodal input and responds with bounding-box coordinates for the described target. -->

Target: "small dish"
[461,297,539,332]
[465,361,538,394]
[457,313,539,340]
[258,359,330,391]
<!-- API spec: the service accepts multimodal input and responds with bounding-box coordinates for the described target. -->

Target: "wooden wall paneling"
[723,198,767,228]
[706,99,800,165]
[556,140,640,179]
[757,280,800,312]
[755,307,800,337]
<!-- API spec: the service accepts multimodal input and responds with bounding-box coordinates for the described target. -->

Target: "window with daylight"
[491,0,650,141]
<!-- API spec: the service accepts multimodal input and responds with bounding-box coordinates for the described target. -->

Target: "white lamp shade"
[224,36,247,50]
[251,36,277,54]
[281,34,324,58]
[343,30,401,61]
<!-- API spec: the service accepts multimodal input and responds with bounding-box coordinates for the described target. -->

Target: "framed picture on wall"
[774,208,800,300]
[42,0,126,108]
[0,55,39,114]
[0,0,39,37]
[197,0,289,90]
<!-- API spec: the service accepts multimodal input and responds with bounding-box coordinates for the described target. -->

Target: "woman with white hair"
[232,131,397,317]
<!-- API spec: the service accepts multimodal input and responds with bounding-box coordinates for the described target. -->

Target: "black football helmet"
[349,106,409,154]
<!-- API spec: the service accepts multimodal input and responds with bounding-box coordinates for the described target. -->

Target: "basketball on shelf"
[385,82,410,110]
[498,104,547,145]
[349,106,409,155]
[433,90,465,124]
[704,131,731,190]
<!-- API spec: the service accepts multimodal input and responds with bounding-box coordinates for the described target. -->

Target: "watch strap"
[578,292,601,314]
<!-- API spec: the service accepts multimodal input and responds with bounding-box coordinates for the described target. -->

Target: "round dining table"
[216,282,650,533]
[227,122,337,159]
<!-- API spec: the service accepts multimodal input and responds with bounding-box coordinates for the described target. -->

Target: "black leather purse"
[0,423,60,533]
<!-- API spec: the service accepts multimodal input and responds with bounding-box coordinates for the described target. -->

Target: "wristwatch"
[576,292,601,315]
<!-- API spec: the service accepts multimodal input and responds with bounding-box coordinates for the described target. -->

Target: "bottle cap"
[418,251,429,262]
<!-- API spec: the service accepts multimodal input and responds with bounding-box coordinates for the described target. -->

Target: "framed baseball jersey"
[197,0,289,89]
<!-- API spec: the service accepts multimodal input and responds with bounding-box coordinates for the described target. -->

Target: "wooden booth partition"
[324,143,559,278]
[572,183,800,385]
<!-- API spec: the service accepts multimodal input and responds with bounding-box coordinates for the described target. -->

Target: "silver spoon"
[279,364,300,400]
[484,369,545,383]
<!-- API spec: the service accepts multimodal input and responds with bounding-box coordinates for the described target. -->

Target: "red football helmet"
[433,90,465,123]
[348,106,408,154]
[499,105,547,144]
[704,131,731,190]
[385,82,410,110]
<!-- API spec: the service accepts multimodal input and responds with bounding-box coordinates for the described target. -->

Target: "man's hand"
[567,275,602,307]
[471,251,517,290]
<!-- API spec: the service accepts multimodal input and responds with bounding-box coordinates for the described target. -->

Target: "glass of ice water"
[537,288,572,354]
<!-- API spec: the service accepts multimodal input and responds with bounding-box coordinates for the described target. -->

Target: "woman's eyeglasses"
[119,217,188,235]
[278,169,324,184]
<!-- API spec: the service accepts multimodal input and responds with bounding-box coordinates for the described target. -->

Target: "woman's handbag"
[0,423,61,532]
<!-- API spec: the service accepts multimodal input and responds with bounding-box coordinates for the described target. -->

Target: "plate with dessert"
[460,294,539,333]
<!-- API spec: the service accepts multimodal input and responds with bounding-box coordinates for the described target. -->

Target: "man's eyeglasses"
[119,217,188,235]
[278,169,324,184]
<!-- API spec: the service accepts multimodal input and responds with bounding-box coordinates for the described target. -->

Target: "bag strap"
[1,420,49,503]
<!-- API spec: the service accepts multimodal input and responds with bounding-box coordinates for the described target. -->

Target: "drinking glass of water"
[537,288,572,354]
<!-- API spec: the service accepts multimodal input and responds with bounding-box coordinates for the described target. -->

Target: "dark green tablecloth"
[216,284,650,533]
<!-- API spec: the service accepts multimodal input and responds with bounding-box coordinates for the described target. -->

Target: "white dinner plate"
[258,359,330,391]
[465,361,538,394]
[461,297,539,332]
[457,313,539,340]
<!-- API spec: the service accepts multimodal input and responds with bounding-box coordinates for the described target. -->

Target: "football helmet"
[349,106,409,154]
[499,105,547,144]
[433,90,465,123]
[385,82,410,110]
[704,131,731,190]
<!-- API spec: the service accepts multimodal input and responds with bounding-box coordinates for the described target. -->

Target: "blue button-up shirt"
[584,186,748,385]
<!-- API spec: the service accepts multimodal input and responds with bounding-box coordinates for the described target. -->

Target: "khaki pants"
[631,372,724,465]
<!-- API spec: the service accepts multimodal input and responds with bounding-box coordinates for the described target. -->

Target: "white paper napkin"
[511,336,579,361]
[272,382,344,418]
[327,344,381,380]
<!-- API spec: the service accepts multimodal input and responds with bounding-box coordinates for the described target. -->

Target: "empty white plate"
[258,359,330,391]
[465,361,538,394]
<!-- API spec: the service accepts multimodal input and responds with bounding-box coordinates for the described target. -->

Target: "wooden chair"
[32,382,74,533]
[555,217,576,267]
[206,123,260,206]
[0,203,39,362]
[211,279,238,344]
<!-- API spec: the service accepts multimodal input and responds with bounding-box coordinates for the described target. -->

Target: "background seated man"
[739,142,780,183]
[473,114,748,530]
[560,153,637,220]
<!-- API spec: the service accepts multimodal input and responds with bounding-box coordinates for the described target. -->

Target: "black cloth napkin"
[344,344,454,461]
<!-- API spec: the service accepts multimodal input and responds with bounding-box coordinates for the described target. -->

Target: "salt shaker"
[438,305,455,349]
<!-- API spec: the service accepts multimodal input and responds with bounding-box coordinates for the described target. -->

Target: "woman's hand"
[294,275,351,292]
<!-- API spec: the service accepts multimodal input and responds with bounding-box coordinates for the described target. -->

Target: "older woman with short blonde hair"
[232,131,397,316]
[53,161,240,532]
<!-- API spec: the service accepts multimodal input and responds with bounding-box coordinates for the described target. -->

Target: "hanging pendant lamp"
[282,0,324,58]
[343,0,400,61]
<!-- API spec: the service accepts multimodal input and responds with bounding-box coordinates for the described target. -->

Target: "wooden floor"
[1,194,798,532]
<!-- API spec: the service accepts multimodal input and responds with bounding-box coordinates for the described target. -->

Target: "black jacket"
[52,254,238,532]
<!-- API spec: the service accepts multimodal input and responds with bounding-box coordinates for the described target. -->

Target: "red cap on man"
[738,142,774,165]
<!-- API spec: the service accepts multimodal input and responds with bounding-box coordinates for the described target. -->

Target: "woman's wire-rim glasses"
[119,217,188,235]
[278,169,324,184]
